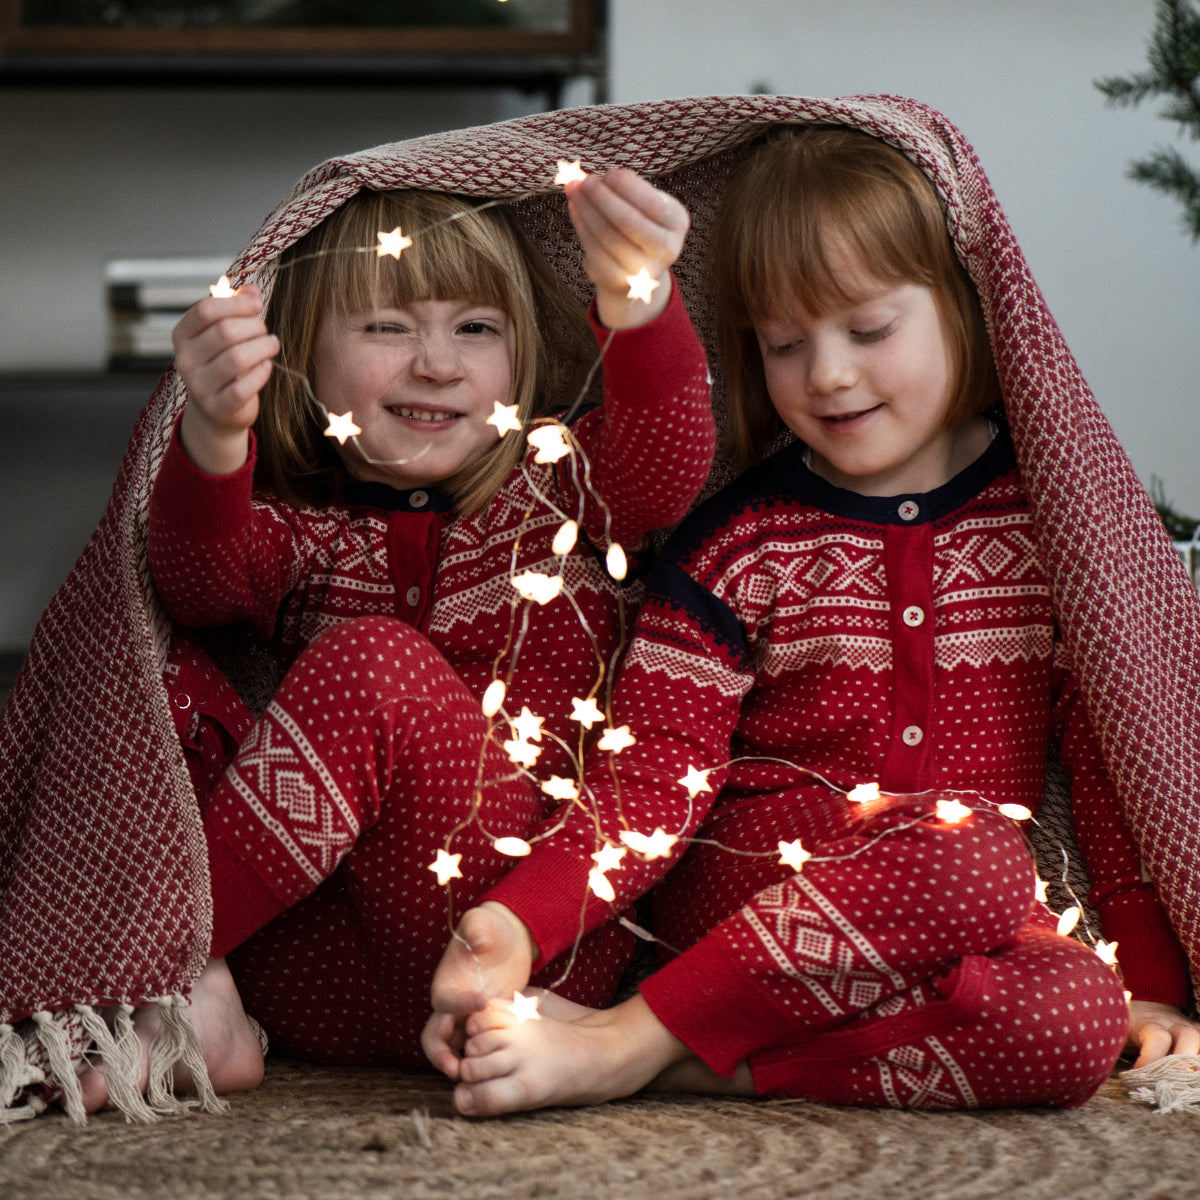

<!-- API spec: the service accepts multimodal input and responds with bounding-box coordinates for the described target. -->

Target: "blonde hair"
[713,126,1000,468]
[256,189,595,512]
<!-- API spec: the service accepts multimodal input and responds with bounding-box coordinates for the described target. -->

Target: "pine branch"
[1128,145,1200,238]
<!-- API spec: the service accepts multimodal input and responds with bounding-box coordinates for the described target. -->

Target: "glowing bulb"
[619,828,678,859]
[1095,939,1119,965]
[503,737,541,768]
[1056,906,1082,937]
[591,843,627,873]
[569,696,605,728]
[678,765,713,799]
[1034,878,1049,903]
[481,679,507,718]
[324,411,362,444]
[847,782,881,805]
[486,401,523,437]
[527,423,571,464]
[209,275,238,298]
[509,706,545,743]
[376,226,413,259]
[605,542,628,581]
[508,992,541,1023]
[552,520,579,556]
[541,775,580,801]
[554,159,588,186]
[777,839,812,871]
[597,725,636,753]
[587,867,616,902]
[429,849,463,886]
[935,798,972,824]
[512,571,564,605]
[494,836,533,857]
[998,803,1033,821]
[625,268,661,304]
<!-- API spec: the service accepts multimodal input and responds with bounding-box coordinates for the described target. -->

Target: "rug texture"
[1,1058,1197,1200]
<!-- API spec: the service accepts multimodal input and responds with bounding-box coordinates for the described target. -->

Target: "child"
[425,123,1200,1116]
[76,169,714,1110]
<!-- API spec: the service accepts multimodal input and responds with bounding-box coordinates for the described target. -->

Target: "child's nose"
[411,333,462,382]
[807,340,856,395]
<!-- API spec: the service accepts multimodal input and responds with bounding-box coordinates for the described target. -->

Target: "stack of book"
[106,256,234,372]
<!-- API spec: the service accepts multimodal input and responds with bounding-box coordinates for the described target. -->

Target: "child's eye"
[364,322,408,335]
[851,322,896,344]
[458,320,500,336]
[765,338,802,357]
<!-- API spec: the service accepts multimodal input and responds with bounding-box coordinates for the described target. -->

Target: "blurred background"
[2,0,1197,688]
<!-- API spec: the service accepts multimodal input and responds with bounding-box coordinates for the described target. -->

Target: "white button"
[406,586,421,607]
[173,693,192,711]
[898,500,920,521]
[902,606,925,627]
[409,490,429,509]
[902,725,924,746]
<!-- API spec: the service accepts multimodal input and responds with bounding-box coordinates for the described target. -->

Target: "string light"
[541,776,580,801]
[511,571,564,605]
[507,992,541,1023]
[605,543,628,581]
[625,268,661,304]
[678,766,713,799]
[527,423,572,464]
[777,838,812,871]
[1034,878,1049,903]
[587,867,616,903]
[481,679,507,718]
[998,803,1033,821]
[552,520,579,556]
[494,837,533,858]
[569,697,605,728]
[323,411,362,444]
[554,159,588,187]
[502,737,542,768]
[619,827,678,859]
[209,275,238,298]
[847,782,881,805]
[376,226,413,260]
[429,849,463,886]
[1057,906,1083,937]
[597,725,636,753]
[1095,939,1119,965]
[486,401,523,437]
[509,707,545,744]
[934,797,972,824]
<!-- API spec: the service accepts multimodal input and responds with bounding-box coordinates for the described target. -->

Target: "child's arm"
[172,285,279,476]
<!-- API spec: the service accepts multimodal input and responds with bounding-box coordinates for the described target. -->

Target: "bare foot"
[78,957,264,1114]
[453,991,693,1116]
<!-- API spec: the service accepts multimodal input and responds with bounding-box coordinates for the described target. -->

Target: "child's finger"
[570,170,687,263]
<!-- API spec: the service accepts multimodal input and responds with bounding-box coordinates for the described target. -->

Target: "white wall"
[608,0,1200,518]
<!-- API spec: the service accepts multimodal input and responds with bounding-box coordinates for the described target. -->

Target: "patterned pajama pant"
[202,615,629,1067]
[641,795,1131,1109]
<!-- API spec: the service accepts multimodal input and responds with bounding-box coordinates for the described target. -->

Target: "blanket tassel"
[147,995,228,1116]
[0,1023,46,1123]
[1122,1054,1200,1113]
[31,1011,86,1125]
[74,1005,157,1124]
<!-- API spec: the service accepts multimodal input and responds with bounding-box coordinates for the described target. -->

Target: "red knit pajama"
[640,797,1130,1108]
[203,614,629,1066]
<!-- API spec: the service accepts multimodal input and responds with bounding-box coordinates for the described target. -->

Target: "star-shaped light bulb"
[508,992,541,1023]
[486,401,523,437]
[625,268,661,304]
[512,571,564,606]
[1095,939,1119,965]
[481,678,507,718]
[324,411,362,444]
[429,849,463,886]
[553,520,579,556]
[1056,906,1082,937]
[554,159,588,187]
[503,737,542,768]
[1034,878,1050,904]
[846,782,881,805]
[527,423,571,464]
[570,696,605,728]
[377,226,413,259]
[209,275,238,298]
[494,836,533,858]
[591,843,627,874]
[619,827,678,860]
[597,725,636,754]
[934,798,972,824]
[509,707,544,743]
[541,775,581,802]
[678,765,713,799]
[777,839,812,871]
[605,543,628,581]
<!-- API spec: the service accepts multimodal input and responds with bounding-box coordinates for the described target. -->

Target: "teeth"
[392,406,455,422]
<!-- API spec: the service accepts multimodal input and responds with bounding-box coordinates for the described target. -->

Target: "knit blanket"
[2,93,1197,1124]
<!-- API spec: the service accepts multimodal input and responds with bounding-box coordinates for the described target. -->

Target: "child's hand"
[1126,1000,1200,1067]
[566,168,689,331]
[422,901,537,1078]
[173,284,279,475]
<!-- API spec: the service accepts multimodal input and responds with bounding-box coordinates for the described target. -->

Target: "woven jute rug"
[2,1059,1197,1200]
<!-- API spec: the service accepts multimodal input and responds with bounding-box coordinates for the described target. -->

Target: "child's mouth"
[388,406,459,424]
